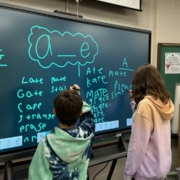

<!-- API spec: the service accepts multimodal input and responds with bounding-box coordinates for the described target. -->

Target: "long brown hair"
[131,64,170,106]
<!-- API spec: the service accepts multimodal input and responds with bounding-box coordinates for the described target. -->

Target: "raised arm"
[64,84,95,138]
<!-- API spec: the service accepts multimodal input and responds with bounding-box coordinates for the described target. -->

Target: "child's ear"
[79,110,83,116]
[53,109,56,116]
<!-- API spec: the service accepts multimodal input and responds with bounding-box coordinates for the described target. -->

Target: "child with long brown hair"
[124,64,174,180]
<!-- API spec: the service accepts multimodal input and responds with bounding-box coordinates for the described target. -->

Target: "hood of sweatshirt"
[145,95,174,120]
[47,127,93,164]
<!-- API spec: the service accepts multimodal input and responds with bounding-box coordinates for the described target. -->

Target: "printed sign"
[165,53,180,74]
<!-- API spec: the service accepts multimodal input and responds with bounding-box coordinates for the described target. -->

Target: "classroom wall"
[0,0,179,179]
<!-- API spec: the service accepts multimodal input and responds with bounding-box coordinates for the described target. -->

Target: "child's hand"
[70,84,80,92]
[128,90,132,97]
[127,90,133,100]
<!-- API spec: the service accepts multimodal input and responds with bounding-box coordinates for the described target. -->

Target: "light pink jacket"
[124,95,174,180]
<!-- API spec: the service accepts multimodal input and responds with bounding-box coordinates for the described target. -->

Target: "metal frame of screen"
[0,2,151,161]
[93,0,142,11]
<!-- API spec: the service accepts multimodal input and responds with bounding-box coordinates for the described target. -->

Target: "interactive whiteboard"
[0,3,151,155]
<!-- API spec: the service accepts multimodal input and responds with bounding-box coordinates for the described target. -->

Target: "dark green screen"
[0,6,150,154]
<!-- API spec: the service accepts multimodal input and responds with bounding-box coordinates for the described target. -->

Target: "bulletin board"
[157,43,180,134]
[157,43,180,101]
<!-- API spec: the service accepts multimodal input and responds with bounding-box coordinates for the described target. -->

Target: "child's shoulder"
[35,136,51,158]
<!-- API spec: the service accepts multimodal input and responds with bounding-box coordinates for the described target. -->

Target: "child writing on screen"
[28,84,95,180]
[124,64,174,180]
